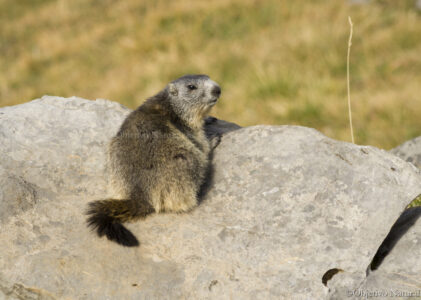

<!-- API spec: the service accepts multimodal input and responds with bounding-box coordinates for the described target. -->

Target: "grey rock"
[390,136,421,169]
[360,208,421,298]
[328,207,421,299]
[0,274,56,300]
[0,166,38,222]
[1,96,421,299]
[0,96,131,200]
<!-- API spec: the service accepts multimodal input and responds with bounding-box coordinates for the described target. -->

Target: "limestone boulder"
[328,206,421,299]
[1,97,421,299]
[390,136,421,169]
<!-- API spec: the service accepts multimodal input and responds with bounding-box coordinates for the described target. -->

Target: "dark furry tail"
[86,199,154,247]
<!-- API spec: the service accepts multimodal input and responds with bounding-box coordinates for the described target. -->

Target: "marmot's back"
[87,75,222,246]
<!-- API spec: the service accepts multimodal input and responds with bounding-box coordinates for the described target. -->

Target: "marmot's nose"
[212,85,221,98]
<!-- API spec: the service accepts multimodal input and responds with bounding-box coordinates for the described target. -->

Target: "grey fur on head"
[167,75,221,127]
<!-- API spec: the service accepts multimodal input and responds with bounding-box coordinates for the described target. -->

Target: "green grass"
[407,194,421,209]
[1,0,421,149]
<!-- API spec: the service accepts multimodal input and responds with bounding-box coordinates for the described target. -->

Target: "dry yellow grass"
[1,0,420,148]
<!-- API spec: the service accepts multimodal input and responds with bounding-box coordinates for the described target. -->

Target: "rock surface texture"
[391,136,421,170]
[353,206,421,299]
[1,96,421,299]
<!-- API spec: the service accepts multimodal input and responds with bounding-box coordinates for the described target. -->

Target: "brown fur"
[86,75,221,246]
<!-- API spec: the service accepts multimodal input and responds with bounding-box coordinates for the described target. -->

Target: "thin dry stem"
[347,16,355,144]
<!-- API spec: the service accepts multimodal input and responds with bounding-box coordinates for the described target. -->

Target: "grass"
[1,0,421,149]
[407,194,421,209]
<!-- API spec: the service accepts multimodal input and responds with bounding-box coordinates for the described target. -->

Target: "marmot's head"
[167,74,221,126]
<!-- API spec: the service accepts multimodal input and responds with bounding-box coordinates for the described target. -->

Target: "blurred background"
[1,0,420,149]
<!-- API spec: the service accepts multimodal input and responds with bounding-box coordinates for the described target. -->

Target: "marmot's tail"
[86,199,154,247]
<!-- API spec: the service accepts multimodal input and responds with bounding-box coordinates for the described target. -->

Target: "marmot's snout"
[212,85,221,98]
[209,84,221,105]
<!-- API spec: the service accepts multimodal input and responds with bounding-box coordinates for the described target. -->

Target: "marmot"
[86,74,222,247]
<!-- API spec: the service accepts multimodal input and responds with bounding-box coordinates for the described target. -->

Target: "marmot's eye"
[187,84,197,90]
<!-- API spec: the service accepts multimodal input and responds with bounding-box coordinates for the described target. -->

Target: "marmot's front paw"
[210,133,222,149]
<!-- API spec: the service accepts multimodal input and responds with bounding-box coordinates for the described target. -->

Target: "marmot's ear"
[168,83,178,96]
